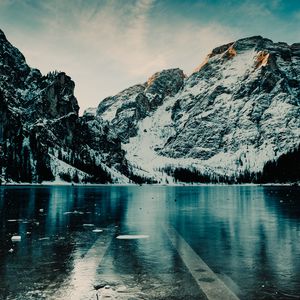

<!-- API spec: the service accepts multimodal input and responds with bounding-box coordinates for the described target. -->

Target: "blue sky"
[1,0,300,112]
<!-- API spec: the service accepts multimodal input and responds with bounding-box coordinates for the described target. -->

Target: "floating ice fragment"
[83,224,94,227]
[92,229,103,233]
[64,210,84,215]
[116,235,149,240]
[39,209,44,213]
[39,237,50,241]
[11,235,21,242]
[8,248,14,253]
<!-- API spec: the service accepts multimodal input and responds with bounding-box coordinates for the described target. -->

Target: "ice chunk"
[11,235,21,242]
[39,209,44,213]
[8,248,14,253]
[64,210,84,215]
[116,235,149,239]
[92,229,103,233]
[83,224,94,227]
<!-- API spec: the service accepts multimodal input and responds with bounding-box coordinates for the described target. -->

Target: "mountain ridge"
[1,29,300,184]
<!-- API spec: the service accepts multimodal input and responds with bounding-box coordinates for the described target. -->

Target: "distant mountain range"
[1,29,300,184]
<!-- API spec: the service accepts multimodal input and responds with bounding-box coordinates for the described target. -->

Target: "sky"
[1,0,300,113]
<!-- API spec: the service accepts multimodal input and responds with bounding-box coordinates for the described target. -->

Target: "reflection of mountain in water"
[0,186,300,299]
[170,186,300,298]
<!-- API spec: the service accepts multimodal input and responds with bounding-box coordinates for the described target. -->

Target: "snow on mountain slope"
[122,94,211,182]
[95,69,185,144]
[97,84,146,123]
[49,154,129,184]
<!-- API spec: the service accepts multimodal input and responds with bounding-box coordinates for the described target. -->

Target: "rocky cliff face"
[0,29,126,184]
[96,68,185,143]
[160,36,300,172]
[1,29,300,184]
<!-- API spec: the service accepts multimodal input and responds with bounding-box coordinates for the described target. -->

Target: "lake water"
[0,185,299,299]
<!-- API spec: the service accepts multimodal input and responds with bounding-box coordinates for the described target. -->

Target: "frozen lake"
[0,185,300,299]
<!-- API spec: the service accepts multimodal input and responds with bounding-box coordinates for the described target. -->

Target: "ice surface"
[92,229,103,233]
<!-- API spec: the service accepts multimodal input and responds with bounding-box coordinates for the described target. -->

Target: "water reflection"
[168,186,300,299]
[0,185,299,299]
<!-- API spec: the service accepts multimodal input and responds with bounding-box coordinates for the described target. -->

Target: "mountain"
[1,29,300,184]
[0,29,127,184]
[91,36,300,184]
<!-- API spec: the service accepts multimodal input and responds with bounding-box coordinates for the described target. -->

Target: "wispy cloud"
[237,0,273,17]
[5,0,296,112]
[127,0,156,44]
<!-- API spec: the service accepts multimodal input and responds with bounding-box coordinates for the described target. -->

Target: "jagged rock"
[95,68,185,143]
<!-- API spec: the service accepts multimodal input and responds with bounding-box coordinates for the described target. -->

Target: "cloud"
[127,0,156,42]
[0,0,238,112]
